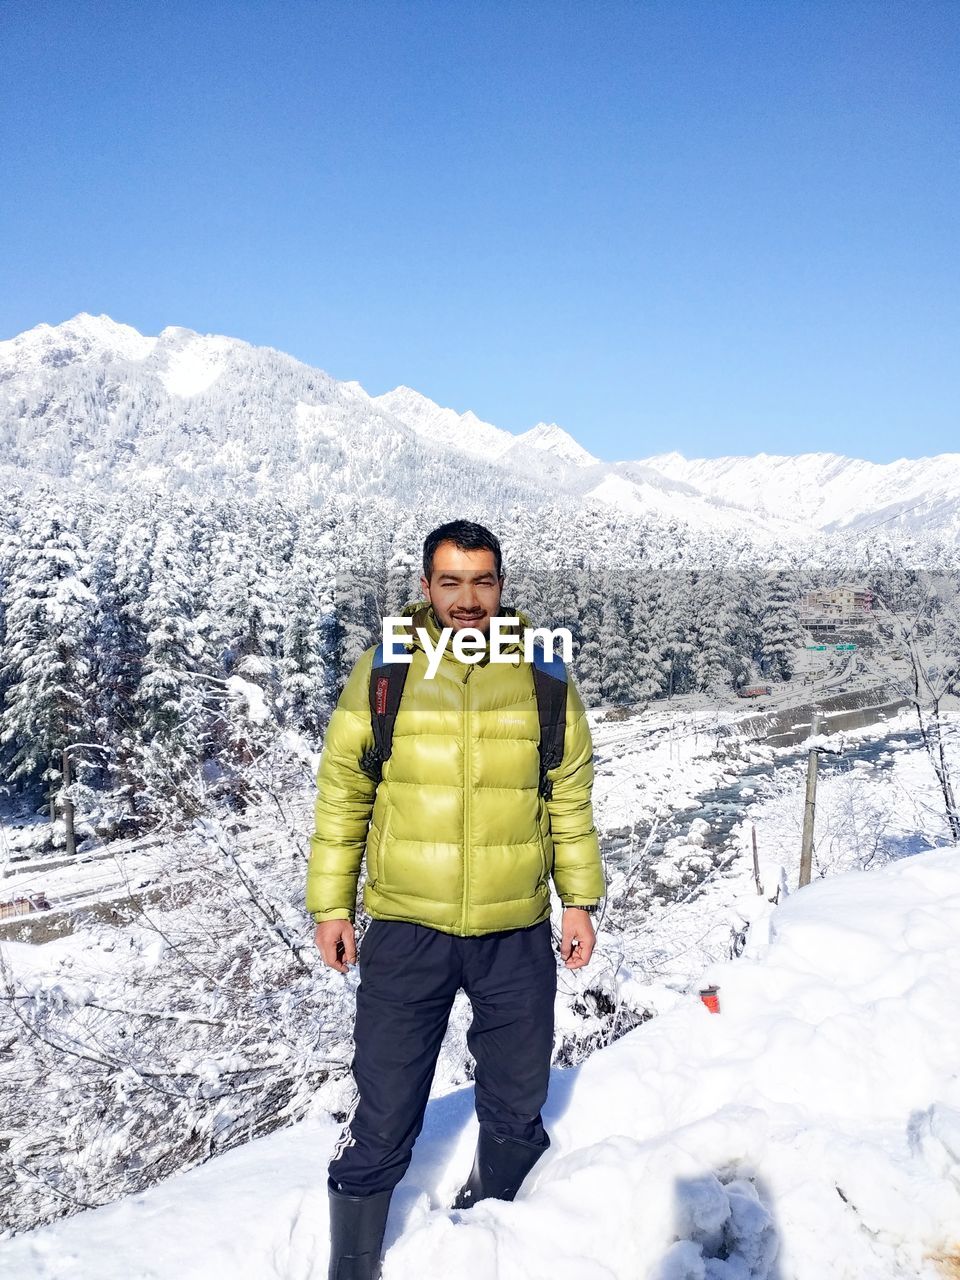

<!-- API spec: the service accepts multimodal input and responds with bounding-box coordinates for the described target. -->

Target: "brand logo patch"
[375,676,389,716]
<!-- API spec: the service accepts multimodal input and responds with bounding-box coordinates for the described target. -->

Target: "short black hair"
[422,520,503,581]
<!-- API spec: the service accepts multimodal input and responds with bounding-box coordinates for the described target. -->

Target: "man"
[307,519,605,1280]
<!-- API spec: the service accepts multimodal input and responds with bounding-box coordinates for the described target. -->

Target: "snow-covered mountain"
[2,314,957,547]
[640,449,960,540]
[0,314,547,515]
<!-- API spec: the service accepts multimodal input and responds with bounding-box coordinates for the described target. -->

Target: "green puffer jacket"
[305,600,605,936]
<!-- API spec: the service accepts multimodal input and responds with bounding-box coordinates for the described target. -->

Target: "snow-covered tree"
[599,571,634,705]
[0,504,96,817]
[690,573,737,694]
[130,521,206,820]
[629,574,670,701]
[759,572,802,682]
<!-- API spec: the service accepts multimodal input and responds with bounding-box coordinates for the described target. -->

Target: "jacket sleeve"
[545,674,606,906]
[305,646,378,924]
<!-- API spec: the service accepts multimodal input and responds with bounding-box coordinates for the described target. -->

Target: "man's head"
[420,520,504,635]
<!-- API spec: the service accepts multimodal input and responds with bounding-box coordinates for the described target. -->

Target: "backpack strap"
[359,642,411,783]
[530,645,567,800]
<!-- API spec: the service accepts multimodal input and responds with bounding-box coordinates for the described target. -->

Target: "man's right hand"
[314,919,357,974]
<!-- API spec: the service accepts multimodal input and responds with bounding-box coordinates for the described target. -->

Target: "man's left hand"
[560,908,596,969]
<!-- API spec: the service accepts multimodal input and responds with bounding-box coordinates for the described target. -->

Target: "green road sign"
[834,643,857,651]
[806,645,827,651]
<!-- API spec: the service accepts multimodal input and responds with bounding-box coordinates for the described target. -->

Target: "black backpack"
[359,638,568,799]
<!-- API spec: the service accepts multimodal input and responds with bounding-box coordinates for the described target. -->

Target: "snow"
[0,1112,341,1280]
[0,313,157,369]
[0,925,164,985]
[371,385,517,460]
[584,473,807,543]
[4,845,960,1278]
[156,333,233,398]
[335,379,371,402]
[295,400,341,440]
[225,674,270,724]
[374,391,596,472]
[2,309,960,1276]
[513,421,599,467]
[637,449,960,538]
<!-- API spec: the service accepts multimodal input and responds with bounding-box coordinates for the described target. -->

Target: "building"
[800,584,874,626]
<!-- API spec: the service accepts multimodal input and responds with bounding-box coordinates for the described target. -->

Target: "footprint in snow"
[651,1168,781,1280]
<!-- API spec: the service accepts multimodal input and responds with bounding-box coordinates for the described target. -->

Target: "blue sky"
[1,0,957,463]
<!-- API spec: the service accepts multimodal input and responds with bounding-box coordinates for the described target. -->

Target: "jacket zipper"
[461,665,473,933]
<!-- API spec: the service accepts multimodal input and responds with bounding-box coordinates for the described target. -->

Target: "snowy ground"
[3,846,960,1279]
[3,657,960,1277]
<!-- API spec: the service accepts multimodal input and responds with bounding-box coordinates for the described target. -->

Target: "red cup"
[699,985,720,1014]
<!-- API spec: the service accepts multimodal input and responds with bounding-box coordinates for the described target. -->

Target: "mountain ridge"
[2,313,957,543]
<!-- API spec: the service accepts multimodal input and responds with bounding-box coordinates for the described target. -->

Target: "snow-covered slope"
[581,470,803,538]
[639,449,960,539]
[370,392,598,470]
[156,329,236,398]
[3,846,959,1278]
[511,420,598,468]
[370,385,517,461]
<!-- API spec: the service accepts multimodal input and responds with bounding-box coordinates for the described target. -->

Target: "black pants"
[328,917,558,1196]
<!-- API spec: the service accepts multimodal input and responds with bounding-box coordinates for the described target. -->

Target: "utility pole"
[61,748,77,858]
[798,710,820,888]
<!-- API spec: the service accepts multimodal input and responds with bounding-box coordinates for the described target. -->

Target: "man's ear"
[419,573,430,599]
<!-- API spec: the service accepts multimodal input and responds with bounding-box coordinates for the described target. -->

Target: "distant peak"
[378,384,430,402]
[65,311,125,327]
[1,312,157,363]
[371,385,441,417]
[516,421,597,467]
[19,312,147,340]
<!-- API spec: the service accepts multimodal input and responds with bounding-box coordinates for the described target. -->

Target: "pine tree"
[599,570,634,705]
[84,504,155,823]
[131,521,206,819]
[629,573,670,701]
[690,574,736,694]
[661,571,697,697]
[279,529,332,738]
[760,572,802,681]
[385,523,421,617]
[577,581,603,706]
[0,504,96,822]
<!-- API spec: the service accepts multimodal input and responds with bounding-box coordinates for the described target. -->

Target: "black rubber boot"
[452,1129,549,1209]
[327,1178,393,1280]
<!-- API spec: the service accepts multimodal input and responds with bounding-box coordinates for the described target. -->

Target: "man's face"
[421,542,504,635]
